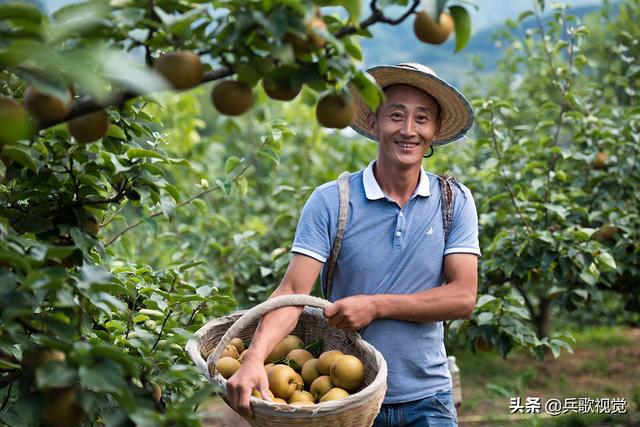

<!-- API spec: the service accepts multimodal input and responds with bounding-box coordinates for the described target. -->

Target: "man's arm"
[323,253,477,330]
[227,254,322,418]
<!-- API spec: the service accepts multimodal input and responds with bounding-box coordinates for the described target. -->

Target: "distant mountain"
[359,2,617,87]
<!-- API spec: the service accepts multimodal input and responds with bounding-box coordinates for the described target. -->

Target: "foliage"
[443,0,640,358]
[0,0,474,425]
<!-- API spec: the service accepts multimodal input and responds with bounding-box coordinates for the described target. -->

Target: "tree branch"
[489,110,533,234]
[37,67,233,131]
[36,0,420,132]
[335,0,421,38]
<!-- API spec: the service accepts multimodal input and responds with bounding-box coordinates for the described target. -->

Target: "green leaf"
[0,2,43,22]
[79,360,126,393]
[36,363,78,389]
[348,71,385,113]
[0,359,20,370]
[572,289,589,301]
[518,11,534,22]
[91,344,139,376]
[133,314,149,323]
[163,183,180,203]
[107,125,127,140]
[477,311,494,325]
[343,37,362,60]
[2,145,37,172]
[450,6,471,53]
[475,295,497,308]
[317,0,360,23]
[0,249,31,273]
[126,148,166,161]
[596,251,617,272]
[225,156,241,174]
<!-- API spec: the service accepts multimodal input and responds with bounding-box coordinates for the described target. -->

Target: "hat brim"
[345,64,474,146]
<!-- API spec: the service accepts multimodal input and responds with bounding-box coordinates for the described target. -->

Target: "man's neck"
[373,159,422,208]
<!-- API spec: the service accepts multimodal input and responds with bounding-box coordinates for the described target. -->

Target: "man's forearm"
[371,282,476,323]
[242,305,303,364]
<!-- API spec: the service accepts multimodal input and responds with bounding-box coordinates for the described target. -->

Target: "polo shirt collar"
[363,160,431,200]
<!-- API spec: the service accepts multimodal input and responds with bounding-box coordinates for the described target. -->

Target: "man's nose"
[400,118,416,136]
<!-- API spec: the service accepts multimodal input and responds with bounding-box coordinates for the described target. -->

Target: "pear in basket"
[301,358,320,387]
[329,355,364,392]
[309,375,333,401]
[288,390,315,405]
[220,344,240,359]
[229,337,245,353]
[267,364,304,399]
[319,387,350,402]
[212,356,240,379]
[317,350,344,375]
[286,348,314,371]
[252,389,274,401]
[266,335,303,362]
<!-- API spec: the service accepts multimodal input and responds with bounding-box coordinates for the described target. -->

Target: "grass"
[453,326,639,426]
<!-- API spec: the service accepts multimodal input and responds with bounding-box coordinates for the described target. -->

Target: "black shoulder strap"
[325,171,350,300]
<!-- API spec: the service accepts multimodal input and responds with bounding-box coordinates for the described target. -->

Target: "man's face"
[368,84,440,169]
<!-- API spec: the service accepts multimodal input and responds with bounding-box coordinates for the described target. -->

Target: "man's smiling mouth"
[396,141,421,149]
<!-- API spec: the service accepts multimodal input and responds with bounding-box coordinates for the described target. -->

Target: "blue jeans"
[373,390,458,427]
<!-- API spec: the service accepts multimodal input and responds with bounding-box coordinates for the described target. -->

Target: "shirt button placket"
[394,210,405,248]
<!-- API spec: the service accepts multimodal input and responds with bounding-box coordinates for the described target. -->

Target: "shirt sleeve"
[291,188,333,263]
[444,183,481,257]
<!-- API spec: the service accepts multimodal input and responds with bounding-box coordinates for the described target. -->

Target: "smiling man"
[227,63,480,426]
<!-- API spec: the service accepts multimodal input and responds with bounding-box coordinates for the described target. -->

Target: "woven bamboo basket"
[186,294,388,427]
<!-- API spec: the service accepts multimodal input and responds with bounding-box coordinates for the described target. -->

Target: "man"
[227,63,480,426]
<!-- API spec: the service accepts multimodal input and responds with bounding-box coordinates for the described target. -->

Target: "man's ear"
[367,112,377,137]
[434,115,442,140]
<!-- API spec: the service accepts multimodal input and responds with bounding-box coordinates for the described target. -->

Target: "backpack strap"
[325,171,351,300]
[438,174,456,242]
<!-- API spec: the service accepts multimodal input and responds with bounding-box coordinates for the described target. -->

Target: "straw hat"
[345,63,474,146]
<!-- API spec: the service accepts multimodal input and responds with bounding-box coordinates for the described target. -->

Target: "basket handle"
[192,294,332,378]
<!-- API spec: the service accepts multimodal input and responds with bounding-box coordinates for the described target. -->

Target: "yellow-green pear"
[329,355,365,392]
[319,387,349,402]
[252,389,274,401]
[213,356,240,379]
[309,375,333,401]
[268,364,303,399]
[221,344,240,359]
[229,338,245,354]
[287,348,314,371]
[317,350,344,375]
[288,390,315,405]
[301,358,321,387]
[266,335,303,363]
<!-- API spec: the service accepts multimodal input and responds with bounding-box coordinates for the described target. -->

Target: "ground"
[200,327,640,426]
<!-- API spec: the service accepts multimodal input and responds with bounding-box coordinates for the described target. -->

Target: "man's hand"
[226,355,271,419]
[323,295,378,331]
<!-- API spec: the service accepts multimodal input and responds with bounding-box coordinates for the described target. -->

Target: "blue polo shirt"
[291,160,481,403]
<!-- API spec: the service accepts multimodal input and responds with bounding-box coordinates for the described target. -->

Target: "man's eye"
[417,116,429,123]
[391,112,403,119]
